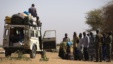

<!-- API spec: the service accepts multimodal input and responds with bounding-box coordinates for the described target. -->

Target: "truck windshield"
[43,30,56,38]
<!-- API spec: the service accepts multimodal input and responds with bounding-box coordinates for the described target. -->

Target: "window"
[25,30,28,35]
[10,27,25,35]
[31,31,34,37]
[44,30,56,38]
[36,31,38,37]
[5,29,8,36]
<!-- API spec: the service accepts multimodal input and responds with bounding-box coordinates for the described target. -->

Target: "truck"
[3,13,56,58]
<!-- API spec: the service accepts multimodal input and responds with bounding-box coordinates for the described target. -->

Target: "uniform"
[95,33,103,62]
[106,34,112,62]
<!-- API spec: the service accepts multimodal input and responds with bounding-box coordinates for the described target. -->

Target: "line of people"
[58,30,113,62]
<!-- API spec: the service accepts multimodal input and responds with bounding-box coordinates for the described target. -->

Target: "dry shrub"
[0,50,31,62]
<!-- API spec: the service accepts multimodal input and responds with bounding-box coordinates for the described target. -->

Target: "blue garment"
[67,42,73,46]
[23,11,30,15]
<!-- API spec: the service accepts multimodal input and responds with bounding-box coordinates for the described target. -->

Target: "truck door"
[43,30,56,50]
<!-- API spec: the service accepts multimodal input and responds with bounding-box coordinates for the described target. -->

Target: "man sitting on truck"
[28,4,41,26]
[29,4,38,18]
[29,4,40,26]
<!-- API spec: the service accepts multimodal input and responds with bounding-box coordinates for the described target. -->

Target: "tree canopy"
[85,1,113,32]
[102,2,113,32]
[85,9,103,31]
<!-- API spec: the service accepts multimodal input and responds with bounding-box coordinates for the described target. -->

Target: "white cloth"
[77,38,83,50]
[82,36,89,48]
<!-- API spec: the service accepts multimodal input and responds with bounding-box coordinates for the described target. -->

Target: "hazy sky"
[0,0,109,44]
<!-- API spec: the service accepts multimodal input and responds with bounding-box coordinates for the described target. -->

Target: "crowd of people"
[58,30,113,62]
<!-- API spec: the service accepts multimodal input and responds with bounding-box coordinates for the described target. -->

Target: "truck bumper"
[3,47,30,53]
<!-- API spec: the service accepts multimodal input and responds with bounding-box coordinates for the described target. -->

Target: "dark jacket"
[29,7,37,17]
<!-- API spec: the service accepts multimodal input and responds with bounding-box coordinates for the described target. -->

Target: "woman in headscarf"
[58,38,67,59]
[73,32,79,60]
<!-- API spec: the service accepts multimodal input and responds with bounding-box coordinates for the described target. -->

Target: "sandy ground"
[0,48,113,64]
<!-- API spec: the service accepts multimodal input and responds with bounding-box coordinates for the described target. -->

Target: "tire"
[30,45,36,58]
[5,50,11,57]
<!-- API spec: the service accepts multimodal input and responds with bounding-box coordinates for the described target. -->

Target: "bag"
[24,16,32,25]
[11,13,25,24]
[5,16,11,24]
[65,53,74,60]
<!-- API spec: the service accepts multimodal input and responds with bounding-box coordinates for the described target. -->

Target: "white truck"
[3,14,56,58]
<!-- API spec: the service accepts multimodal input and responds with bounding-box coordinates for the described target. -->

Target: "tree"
[85,9,103,31]
[102,1,113,32]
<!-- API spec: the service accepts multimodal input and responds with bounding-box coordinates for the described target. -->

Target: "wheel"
[30,45,36,58]
[5,50,11,57]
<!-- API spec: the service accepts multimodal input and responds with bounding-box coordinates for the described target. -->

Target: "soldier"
[102,33,107,61]
[95,30,103,62]
[106,32,112,62]
[110,31,113,59]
